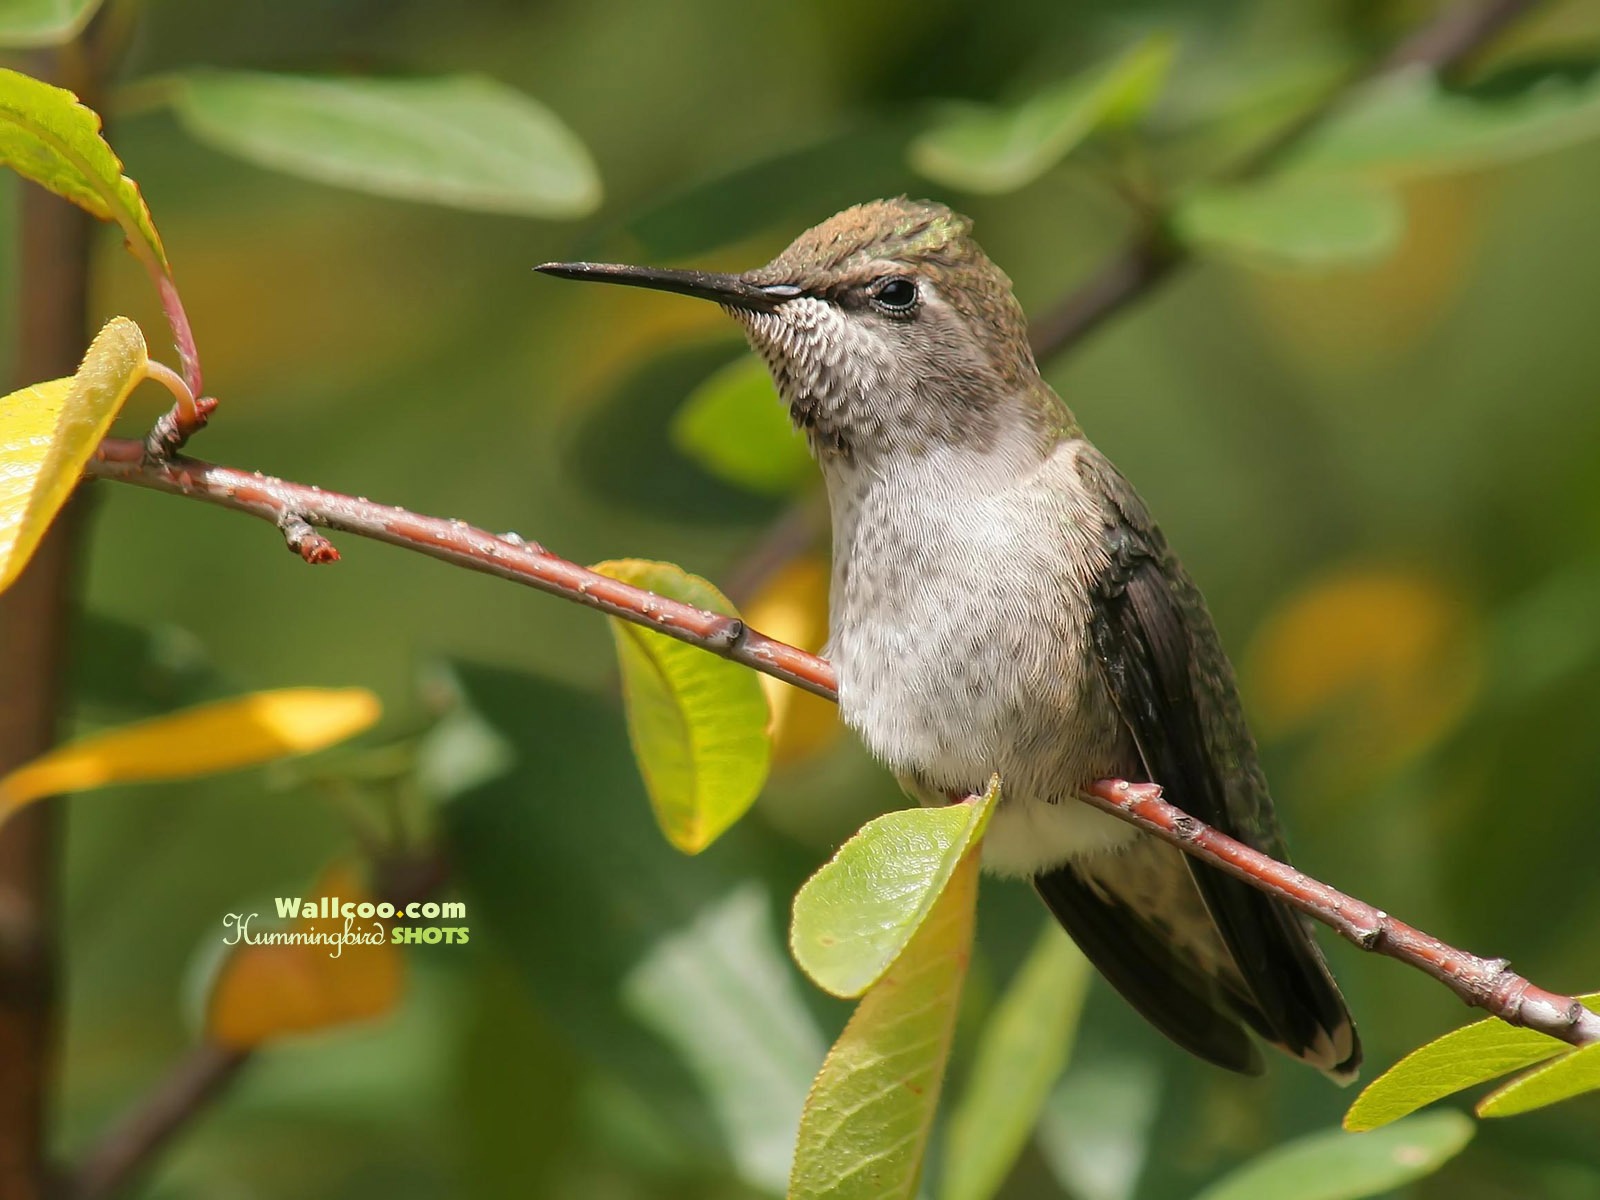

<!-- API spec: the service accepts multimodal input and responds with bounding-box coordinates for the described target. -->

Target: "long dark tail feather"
[1034,864,1264,1076]
[1189,857,1362,1081]
[1035,851,1361,1081]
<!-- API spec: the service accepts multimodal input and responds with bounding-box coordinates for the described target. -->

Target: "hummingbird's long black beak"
[535,262,798,313]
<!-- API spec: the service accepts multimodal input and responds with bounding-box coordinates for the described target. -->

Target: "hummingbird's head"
[539,199,1063,471]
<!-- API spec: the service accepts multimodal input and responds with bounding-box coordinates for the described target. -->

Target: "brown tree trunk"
[0,71,94,1198]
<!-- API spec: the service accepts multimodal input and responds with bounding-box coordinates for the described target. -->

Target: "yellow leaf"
[207,862,404,1048]
[0,687,382,819]
[1245,565,1480,770]
[0,315,147,593]
[741,555,842,766]
[1244,176,1483,371]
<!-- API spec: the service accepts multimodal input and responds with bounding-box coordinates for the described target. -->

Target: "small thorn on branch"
[277,515,340,564]
[705,617,748,652]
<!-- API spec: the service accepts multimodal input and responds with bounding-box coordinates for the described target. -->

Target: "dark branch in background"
[61,0,1559,1195]
[1028,0,1541,358]
[64,850,447,1200]
[70,1046,249,1200]
[80,444,1599,1057]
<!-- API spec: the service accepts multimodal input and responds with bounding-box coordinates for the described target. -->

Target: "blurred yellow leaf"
[1246,566,1480,769]
[742,555,842,765]
[0,316,147,593]
[207,862,404,1048]
[1245,175,1483,371]
[0,687,382,820]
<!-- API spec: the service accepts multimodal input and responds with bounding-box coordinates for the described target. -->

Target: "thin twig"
[70,1044,249,1200]
[719,492,828,606]
[85,440,837,700]
[1082,780,1600,1049]
[81,439,1597,1050]
[66,850,447,1200]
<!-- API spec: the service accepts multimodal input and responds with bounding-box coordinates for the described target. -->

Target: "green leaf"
[790,777,999,998]
[1037,1057,1161,1200]
[590,559,771,854]
[0,67,169,271]
[570,342,784,524]
[167,70,600,217]
[0,0,101,47]
[1343,993,1600,1131]
[908,35,1175,194]
[1477,1040,1600,1118]
[1173,176,1404,270]
[1193,1112,1475,1200]
[0,316,147,595]
[1289,66,1600,179]
[789,826,983,1200]
[71,613,216,719]
[623,883,827,1193]
[940,925,1091,1200]
[671,355,813,496]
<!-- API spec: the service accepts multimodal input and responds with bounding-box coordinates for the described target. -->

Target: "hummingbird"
[539,198,1359,1079]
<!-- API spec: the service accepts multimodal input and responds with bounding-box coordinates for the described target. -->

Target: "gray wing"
[1051,443,1359,1078]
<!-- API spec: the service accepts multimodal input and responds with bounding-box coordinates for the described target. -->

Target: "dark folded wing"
[1035,847,1264,1074]
[1073,444,1359,1078]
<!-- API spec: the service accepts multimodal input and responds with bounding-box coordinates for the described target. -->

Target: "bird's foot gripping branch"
[4,0,1600,1193]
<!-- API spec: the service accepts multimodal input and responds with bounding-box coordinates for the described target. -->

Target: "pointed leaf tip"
[0,316,148,595]
[0,687,381,820]
[0,67,169,270]
[1343,992,1600,1131]
[791,776,999,998]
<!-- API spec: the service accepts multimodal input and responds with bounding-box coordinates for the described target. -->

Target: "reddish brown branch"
[86,440,838,699]
[1083,780,1600,1049]
[82,440,1597,1049]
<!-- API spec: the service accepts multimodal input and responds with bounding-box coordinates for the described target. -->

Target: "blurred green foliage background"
[4,0,1600,1196]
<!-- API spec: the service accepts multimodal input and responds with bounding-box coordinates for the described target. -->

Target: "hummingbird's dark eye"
[871,276,919,314]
